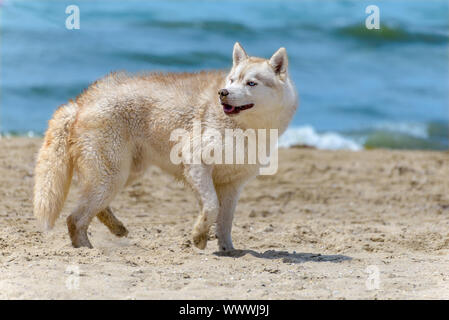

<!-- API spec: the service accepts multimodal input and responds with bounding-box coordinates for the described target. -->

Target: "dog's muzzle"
[218,89,254,115]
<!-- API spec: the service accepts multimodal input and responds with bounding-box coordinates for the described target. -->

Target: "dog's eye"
[247,81,257,87]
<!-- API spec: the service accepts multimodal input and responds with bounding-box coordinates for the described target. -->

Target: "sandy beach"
[0,137,448,299]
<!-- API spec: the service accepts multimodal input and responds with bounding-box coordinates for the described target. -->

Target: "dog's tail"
[33,102,77,230]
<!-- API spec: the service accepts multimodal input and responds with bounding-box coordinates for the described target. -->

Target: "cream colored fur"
[33,43,298,251]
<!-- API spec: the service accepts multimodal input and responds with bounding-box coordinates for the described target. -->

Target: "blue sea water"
[1,0,448,150]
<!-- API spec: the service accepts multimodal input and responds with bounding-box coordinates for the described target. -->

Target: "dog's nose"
[218,89,229,97]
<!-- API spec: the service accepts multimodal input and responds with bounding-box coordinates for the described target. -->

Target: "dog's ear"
[269,47,288,75]
[233,42,248,67]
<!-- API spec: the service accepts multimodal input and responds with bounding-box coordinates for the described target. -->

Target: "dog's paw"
[218,242,234,252]
[113,225,129,238]
[193,232,208,250]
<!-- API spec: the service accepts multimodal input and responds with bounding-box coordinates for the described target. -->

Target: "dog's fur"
[33,43,298,251]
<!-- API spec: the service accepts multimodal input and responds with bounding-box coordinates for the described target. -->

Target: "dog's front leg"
[215,183,241,252]
[184,164,219,250]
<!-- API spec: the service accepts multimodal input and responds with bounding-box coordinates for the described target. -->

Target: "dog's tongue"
[224,105,236,114]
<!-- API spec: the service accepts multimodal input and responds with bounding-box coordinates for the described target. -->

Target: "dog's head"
[219,42,296,125]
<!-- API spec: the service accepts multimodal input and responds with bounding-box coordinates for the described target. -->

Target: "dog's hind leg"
[97,207,128,238]
[184,164,219,250]
[67,181,120,248]
[67,144,130,248]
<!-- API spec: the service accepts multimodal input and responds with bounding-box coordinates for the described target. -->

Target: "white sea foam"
[279,125,362,151]
[372,122,429,139]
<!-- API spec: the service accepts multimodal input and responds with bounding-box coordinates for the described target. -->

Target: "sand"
[0,137,448,299]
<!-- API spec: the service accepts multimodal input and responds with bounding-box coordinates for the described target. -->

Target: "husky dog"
[33,43,298,251]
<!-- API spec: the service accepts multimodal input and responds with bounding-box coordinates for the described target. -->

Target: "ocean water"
[1,0,448,150]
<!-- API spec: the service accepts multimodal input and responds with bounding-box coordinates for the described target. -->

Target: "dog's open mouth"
[222,103,254,115]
